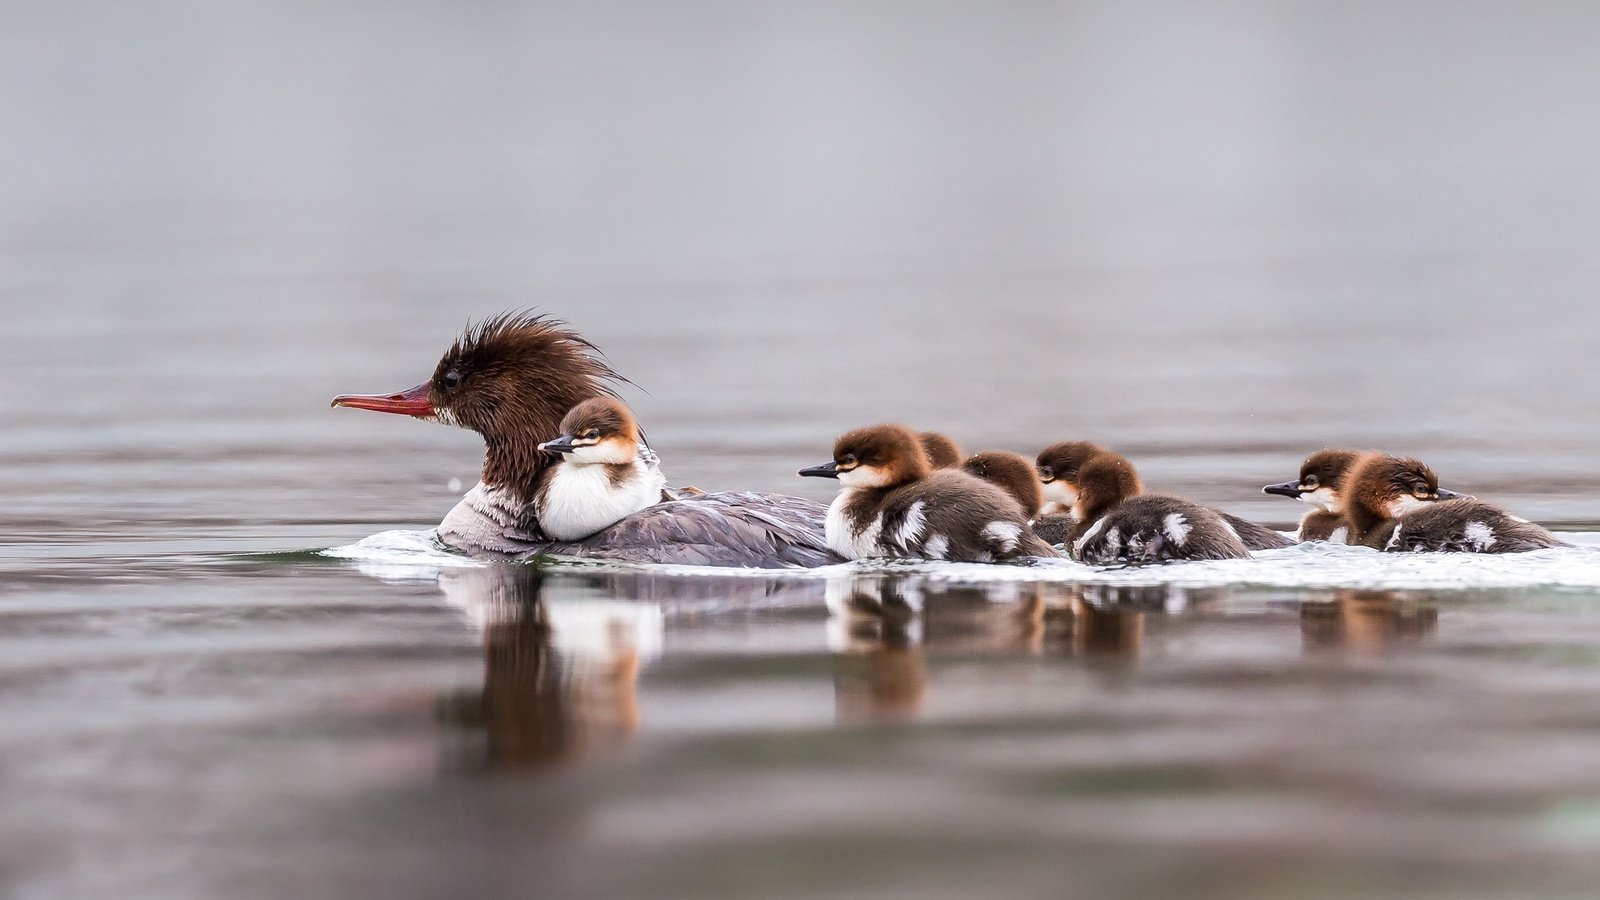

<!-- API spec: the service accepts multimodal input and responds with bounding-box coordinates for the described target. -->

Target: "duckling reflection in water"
[1040,585,1228,660]
[1299,589,1439,653]
[825,579,1238,706]
[826,575,1048,723]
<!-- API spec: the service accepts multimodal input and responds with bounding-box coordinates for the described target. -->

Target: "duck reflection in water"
[434,565,655,772]
[430,564,825,772]
[1299,589,1439,653]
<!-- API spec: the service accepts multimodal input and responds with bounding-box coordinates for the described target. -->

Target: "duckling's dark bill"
[798,462,840,478]
[330,383,434,417]
[538,435,578,454]
[1262,481,1303,498]
[1435,487,1470,500]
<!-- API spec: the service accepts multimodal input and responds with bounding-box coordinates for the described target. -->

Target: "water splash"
[325,529,1600,591]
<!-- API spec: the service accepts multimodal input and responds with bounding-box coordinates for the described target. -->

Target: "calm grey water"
[6,3,1600,898]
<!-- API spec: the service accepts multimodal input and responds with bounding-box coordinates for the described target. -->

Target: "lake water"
[6,2,1600,898]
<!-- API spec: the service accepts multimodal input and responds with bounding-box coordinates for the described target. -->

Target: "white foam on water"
[321,529,487,582]
[324,529,1600,591]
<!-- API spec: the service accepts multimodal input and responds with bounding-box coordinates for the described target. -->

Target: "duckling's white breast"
[825,490,884,559]
[539,460,666,541]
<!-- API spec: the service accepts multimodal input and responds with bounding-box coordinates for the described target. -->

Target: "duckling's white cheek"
[838,467,889,489]
[1301,486,1337,511]
[1387,495,1429,517]
[1040,481,1077,508]
[570,440,634,466]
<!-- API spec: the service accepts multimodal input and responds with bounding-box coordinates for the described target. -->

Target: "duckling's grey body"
[1218,512,1294,551]
[1073,496,1252,565]
[1297,509,1348,543]
[831,470,1057,562]
[1363,499,1567,554]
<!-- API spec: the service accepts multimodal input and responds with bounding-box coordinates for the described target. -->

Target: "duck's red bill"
[330,383,434,417]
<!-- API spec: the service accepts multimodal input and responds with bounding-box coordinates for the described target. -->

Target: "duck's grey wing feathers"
[526,491,841,568]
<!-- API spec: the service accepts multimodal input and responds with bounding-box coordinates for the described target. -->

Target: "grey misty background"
[4,1,1599,532]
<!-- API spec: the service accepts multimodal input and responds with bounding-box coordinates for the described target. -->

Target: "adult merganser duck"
[1037,441,1290,551]
[1262,448,1364,542]
[918,432,964,469]
[960,450,1043,517]
[1068,450,1252,564]
[1342,453,1567,553]
[799,424,1057,562]
[331,312,840,568]
[533,397,668,540]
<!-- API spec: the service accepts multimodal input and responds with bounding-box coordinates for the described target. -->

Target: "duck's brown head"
[1035,441,1106,510]
[1262,448,1364,512]
[1343,453,1468,539]
[1071,450,1143,523]
[538,397,643,467]
[962,451,1042,516]
[332,312,626,500]
[917,432,964,469]
[799,424,931,490]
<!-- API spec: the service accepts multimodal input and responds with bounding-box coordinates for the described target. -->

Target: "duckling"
[1343,454,1567,553]
[1262,449,1365,542]
[533,398,668,540]
[1035,441,1104,515]
[1069,450,1251,564]
[800,424,1057,562]
[1033,441,1104,545]
[961,450,1042,517]
[918,432,964,469]
[1037,441,1289,550]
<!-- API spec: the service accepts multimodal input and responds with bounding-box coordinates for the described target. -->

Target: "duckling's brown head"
[1036,441,1106,508]
[1262,448,1365,512]
[538,397,642,466]
[918,432,964,469]
[800,424,931,489]
[1345,453,1467,524]
[962,451,1043,516]
[1071,450,1143,521]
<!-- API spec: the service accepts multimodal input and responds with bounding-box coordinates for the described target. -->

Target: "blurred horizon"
[4,1,1600,527]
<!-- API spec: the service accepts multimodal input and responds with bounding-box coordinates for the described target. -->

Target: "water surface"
[7,2,1600,898]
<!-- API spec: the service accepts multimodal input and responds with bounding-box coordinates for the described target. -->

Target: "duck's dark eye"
[1303,474,1319,488]
[841,454,858,468]
[1413,484,1432,498]
[1038,466,1054,481]
[583,429,600,441]
[441,371,462,390]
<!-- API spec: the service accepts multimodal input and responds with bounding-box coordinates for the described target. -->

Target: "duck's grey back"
[532,491,840,568]
[439,478,840,568]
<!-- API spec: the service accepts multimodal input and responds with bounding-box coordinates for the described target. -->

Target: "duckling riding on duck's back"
[332,312,839,568]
